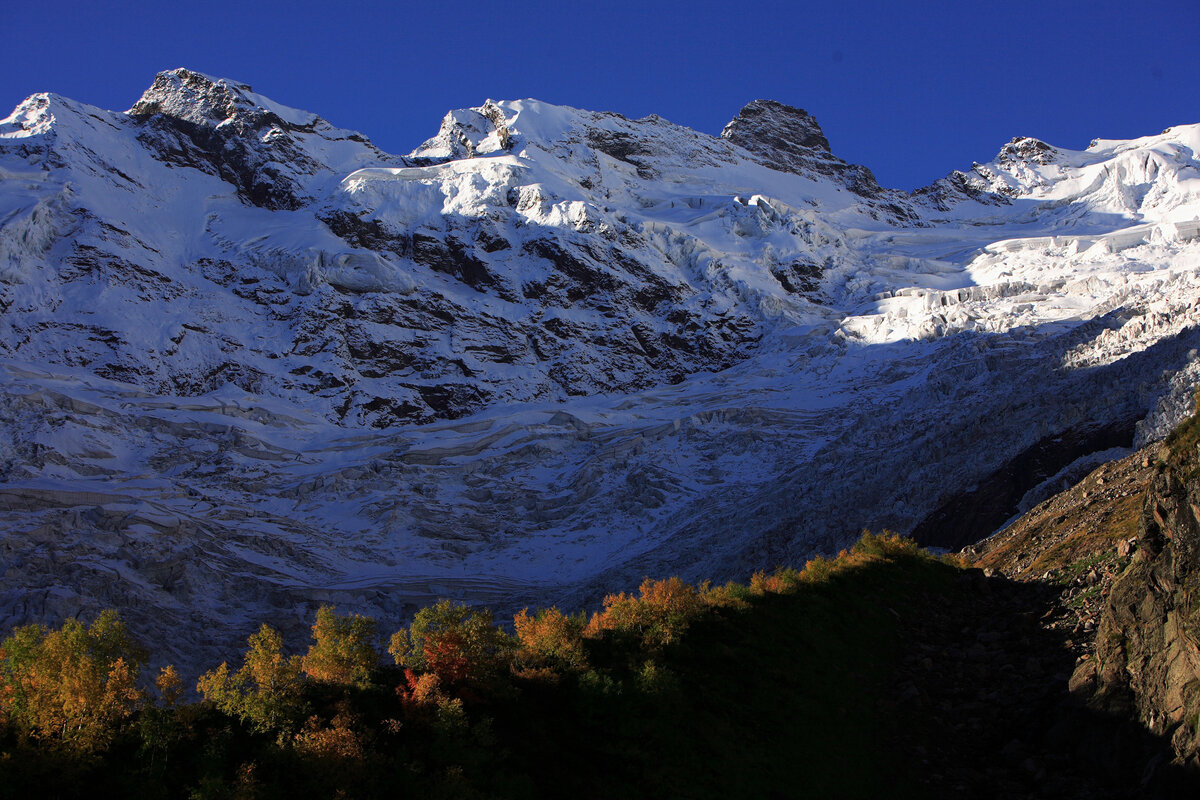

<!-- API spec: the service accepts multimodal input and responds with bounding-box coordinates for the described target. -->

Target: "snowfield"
[1,70,1199,668]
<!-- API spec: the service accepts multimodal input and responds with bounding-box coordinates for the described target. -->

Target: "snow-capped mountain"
[2,68,1199,666]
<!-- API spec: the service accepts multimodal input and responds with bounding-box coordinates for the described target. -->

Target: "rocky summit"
[2,68,1200,668]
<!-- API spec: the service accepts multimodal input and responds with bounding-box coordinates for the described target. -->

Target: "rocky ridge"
[960,416,1200,786]
[886,564,1191,798]
[1069,413,1200,771]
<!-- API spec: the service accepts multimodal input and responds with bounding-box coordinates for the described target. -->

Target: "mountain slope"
[2,69,1200,665]
[964,411,1200,780]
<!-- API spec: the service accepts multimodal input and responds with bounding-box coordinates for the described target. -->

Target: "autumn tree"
[292,710,365,762]
[748,566,804,596]
[155,664,185,707]
[0,610,145,754]
[388,600,511,689]
[512,606,588,673]
[197,623,307,736]
[301,605,380,688]
[139,665,186,770]
[585,576,704,650]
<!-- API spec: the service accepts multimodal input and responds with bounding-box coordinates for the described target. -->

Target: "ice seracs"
[1,69,1199,669]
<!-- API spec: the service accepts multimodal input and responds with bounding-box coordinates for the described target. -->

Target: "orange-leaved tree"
[137,665,188,771]
[585,576,705,650]
[301,605,380,688]
[512,606,588,673]
[0,609,145,753]
[292,710,365,762]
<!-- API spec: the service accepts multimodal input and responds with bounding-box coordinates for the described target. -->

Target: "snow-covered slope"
[2,69,1199,667]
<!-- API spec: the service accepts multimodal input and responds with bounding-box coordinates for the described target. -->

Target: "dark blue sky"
[4,0,1196,190]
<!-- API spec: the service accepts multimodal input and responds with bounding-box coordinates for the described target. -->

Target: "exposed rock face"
[912,168,1015,210]
[997,136,1059,166]
[957,445,1200,792]
[721,99,889,202]
[129,68,399,210]
[722,99,832,155]
[1074,418,1200,769]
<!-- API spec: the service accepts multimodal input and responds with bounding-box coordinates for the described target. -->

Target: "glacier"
[1,69,1199,668]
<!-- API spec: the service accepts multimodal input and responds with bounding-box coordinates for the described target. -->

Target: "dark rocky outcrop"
[888,565,1194,798]
[586,129,658,178]
[721,99,925,225]
[721,100,832,160]
[912,168,1015,211]
[721,100,882,198]
[1071,412,1200,771]
[997,136,1059,167]
[769,261,824,296]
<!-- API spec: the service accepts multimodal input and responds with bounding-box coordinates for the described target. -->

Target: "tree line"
[0,532,933,798]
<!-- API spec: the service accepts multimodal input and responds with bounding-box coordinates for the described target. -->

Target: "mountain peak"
[0,91,75,138]
[721,99,832,154]
[128,67,319,130]
[411,100,515,161]
[123,68,392,210]
[721,99,887,200]
[995,136,1057,166]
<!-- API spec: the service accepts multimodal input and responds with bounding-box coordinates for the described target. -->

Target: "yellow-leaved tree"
[301,605,380,688]
[196,623,307,736]
[584,576,704,649]
[0,610,145,754]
